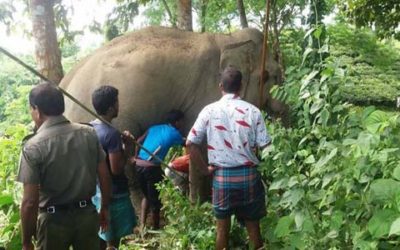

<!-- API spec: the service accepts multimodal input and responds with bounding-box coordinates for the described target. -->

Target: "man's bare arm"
[21,183,39,250]
[108,152,126,175]
[134,130,148,158]
[97,160,111,231]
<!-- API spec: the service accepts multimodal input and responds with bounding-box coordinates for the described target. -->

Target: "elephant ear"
[220,40,257,95]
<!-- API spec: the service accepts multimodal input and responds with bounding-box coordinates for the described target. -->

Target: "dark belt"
[39,199,92,214]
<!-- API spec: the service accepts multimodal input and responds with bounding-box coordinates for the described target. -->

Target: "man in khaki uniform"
[17,83,111,250]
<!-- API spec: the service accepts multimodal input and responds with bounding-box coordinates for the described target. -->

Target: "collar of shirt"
[219,93,241,102]
[37,115,70,134]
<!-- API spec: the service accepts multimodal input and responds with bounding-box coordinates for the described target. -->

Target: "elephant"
[60,26,287,204]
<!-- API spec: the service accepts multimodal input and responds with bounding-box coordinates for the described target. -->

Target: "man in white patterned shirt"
[187,66,271,250]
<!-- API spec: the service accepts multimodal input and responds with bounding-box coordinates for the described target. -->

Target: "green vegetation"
[126,22,400,249]
[0,55,34,249]
[0,48,89,248]
[1,1,400,249]
[328,24,400,107]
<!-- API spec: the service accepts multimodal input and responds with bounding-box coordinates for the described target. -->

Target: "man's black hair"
[166,110,184,124]
[29,83,65,116]
[221,66,242,93]
[92,85,119,115]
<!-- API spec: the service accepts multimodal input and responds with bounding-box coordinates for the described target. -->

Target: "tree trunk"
[30,0,63,84]
[237,0,248,28]
[177,0,193,31]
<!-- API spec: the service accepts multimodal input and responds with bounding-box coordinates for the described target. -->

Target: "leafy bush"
[0,125,29,249]
[265,22,400,249]
[328,24,400,107]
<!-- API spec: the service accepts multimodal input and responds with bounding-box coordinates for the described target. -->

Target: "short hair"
[221,66,242,93]
[166,110,184,124]
[29,83,65,116]
[92,85,119,115]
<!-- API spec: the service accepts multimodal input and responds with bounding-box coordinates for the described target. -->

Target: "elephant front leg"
[189,144,212,204]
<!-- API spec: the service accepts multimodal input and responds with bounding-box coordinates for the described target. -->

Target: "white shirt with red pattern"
[187,93,271,168]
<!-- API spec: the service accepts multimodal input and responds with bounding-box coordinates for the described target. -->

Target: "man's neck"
[221,91,240,96]
[100,114,113,123]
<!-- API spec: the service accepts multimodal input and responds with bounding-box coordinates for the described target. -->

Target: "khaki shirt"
[17,115,106,208]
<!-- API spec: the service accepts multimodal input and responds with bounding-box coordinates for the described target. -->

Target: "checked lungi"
[212,165,266,220]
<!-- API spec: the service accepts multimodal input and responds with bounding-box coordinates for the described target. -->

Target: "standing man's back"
[187,66,270,250]
[17,83,111,250]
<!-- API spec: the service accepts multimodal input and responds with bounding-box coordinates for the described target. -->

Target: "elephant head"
[216,29,287,123]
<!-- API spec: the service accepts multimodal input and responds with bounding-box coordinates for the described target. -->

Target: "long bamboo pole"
[0,46,188,182]
[258,0,272,109]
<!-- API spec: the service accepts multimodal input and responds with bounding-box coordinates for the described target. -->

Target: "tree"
[30,0,63,83]
[245,0,306,83]
[338,0,400,40]
[236,0,248,28]
[177,0,193,31]
[0,1,15,35]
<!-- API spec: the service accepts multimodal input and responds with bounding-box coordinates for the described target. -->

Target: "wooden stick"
[258,0,272,109]
[0,46,189,183]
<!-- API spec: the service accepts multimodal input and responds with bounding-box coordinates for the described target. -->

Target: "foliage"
[141,0,177,27]
[157,181,216,249]
[0,55,34,249]
[338,0,400,40]
[0,125,29,250]
[264,19,400,249]
[0,54,36,127]
[328,23,400,107]
[0,1,15,34]
[104,0,141,41]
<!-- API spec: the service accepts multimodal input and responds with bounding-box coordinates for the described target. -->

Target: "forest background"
[0,0,400,249]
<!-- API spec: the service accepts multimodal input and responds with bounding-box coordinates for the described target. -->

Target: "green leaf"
[269,178,288,191]
[289,233,306,249]
[312,148,338,175]
[393,166,400,181]
[300,70,319,92]
[304,155,316,164]
[313,26,323,39]
[368,209,397,238]
[274,215,294,238]
[319,108,330,126]
[369,179,400,204]
[389,217,400,236]
[304,27,316,39]
[0,194,13,207]
[302,48,314,66]
[310,99,324,114]
[363,110,390,133]
[279,189,305,208]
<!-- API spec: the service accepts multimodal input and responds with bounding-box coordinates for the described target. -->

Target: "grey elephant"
[60,26,286,202]
[61,26,286,134]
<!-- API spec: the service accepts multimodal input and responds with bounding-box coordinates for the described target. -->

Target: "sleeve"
[255,110,271,148]
[187,107,209,145]
[106,129,122,153]
[16,144,41,184]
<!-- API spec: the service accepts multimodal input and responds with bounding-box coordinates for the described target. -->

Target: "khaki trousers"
[36,206,99,250]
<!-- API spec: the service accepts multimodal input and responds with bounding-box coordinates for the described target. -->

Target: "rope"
[0,46,189,184]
